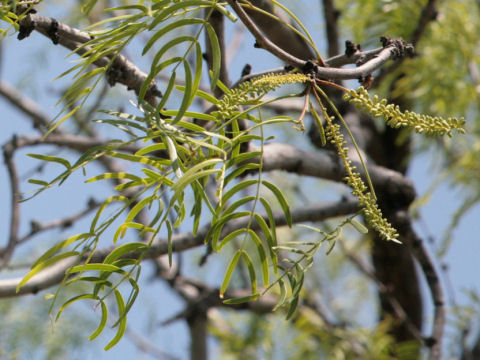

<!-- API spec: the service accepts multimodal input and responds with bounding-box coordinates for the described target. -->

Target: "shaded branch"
[408,226,445,360]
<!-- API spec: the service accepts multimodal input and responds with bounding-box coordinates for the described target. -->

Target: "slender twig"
[1,140,21,268]
[17,200,100,244]
[226,0,307,67]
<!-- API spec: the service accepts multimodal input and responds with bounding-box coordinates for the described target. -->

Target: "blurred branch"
[374,0,438,86]
[321,0,340,58]
[0,199,359,298]
[0,80,54,134]
[340,241,423,341]
[17,198,100,245]
[1,138,21,268]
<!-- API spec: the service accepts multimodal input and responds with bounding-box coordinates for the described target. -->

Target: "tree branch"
[0,200,359,298]
[1,139,22,268]
[321,0,340,58]
[226,0,308,67]
[254,142,416,201]
[17,11,161,104]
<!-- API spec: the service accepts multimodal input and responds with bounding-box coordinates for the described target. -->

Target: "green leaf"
[86,172,145,185]
[220,250,242,298]
[107,152,165,169]
[157,70,176,112]
[43,106,81,139]
[113,222,156,243]
[310,101,326,147]
[162,134,182,179]
[249,222,271,286]
[205,22,221,91]
[241,250,258,295]
[104,290,127,350]
[218,228,248,250]
[104,243,148,264]
[254,211,278,272]
[273,279,287,311]
[171,60,192,125]
[220,179,258,208]
[125,195,155,224]
[166,219,173,267]
[32,233,91,268]
[135,143,166,156]
[91,196,129,233]
[56,294,102,322]
[27,154,71,169]
[172,158,223,192]
[145,19,203,53]
[221,196,256,216]
[262,180,292,227]
[88,299,108,340]
[223,294,260,304]
[348,218,369,234]
[209,211,251,251]
[67,264,122,274]
[27,179,49,186]
[18,251,79,292]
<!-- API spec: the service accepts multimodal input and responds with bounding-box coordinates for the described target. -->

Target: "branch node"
[302,60,318,76]
[241,63,252,77]
[379,36,415,59]
[47,18,60,45]
[424,337,437,348]
[18,20,36,40]
[106,64,125,87]
[345,40,361,57]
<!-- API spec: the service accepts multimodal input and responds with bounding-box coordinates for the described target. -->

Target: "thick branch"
[255,142,416,202]
[17,11,161,104]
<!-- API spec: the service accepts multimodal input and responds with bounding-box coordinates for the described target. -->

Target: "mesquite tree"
[0,1,478,359]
